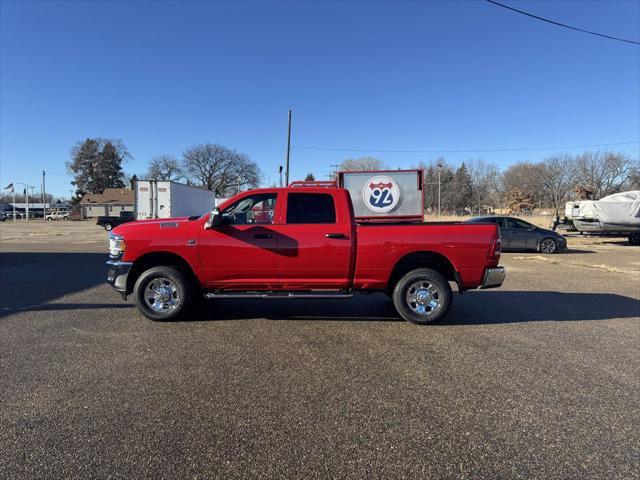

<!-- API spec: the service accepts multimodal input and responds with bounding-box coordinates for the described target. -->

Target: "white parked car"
[45,211,69,221]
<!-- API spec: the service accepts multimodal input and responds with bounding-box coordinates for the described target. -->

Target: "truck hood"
[113,217,193,234]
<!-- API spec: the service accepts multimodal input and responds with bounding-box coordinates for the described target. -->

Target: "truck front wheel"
[133,266,192,321]
[392,268,452,325]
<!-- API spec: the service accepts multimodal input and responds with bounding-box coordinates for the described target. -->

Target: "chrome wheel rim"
[541,239,556,253]
[405,280,442,317]
[144,277,180,313]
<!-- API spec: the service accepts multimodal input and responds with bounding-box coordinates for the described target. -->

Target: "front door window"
[221,194,277,225]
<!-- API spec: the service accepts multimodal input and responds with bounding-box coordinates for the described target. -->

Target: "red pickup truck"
[106,187,504,324]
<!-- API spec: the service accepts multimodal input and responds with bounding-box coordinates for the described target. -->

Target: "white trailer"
[135,181,216,219]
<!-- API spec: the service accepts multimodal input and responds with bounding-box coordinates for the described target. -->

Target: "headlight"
[109,233,126,258]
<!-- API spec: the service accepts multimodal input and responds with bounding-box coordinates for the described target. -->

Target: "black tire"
[47,217,53,221]
[392,268,452,325]
[539,237,557,254]
[104,223,112,231]
[133,266,192,321]
[630,234,640,246]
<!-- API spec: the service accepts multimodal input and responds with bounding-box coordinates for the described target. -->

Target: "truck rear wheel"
[133,266,192,321]
[392,268,452,325]
[104,223,113,231]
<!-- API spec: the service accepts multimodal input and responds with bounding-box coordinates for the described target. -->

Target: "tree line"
[0,192,57,204]
[67,138,260,201]
[66,138,637,214]
[338,152,639,216]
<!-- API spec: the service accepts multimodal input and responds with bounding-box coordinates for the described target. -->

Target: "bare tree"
[340,156,387,171]
[148,155,183,181]
[468,159,500,214]
[182,143,260,196]
[488,168,507,212]
[538,154,576,216]
[506,188,535,214]
[625,164,640,190]
[501,161,545,207]
[573,151,633,199]
[0,192,54,203]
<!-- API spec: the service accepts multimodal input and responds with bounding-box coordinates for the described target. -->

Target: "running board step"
[204,291,353,300]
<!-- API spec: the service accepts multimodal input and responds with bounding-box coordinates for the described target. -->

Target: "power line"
[486,0,640,45]
[292,140,640,154]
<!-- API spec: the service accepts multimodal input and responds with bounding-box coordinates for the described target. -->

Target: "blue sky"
[1,0,639,197]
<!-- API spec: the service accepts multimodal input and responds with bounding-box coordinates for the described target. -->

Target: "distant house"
[80,188,134,218]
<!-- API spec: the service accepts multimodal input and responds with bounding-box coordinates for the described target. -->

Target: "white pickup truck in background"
[45,211,69,221]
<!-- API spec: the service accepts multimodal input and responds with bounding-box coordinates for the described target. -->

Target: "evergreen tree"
[67,138,128,201]
[452,162,472,214]
[97,141,126,191]
[68,138,100,201]
[129,174,139,189]
[304,173,315,181]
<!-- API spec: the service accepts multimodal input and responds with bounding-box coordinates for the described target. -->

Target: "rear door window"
[511,219,533,229]
[286,193,336,224]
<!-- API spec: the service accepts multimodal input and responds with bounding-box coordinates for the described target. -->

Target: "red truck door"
[198,192,281,289]
[274,191,354,289]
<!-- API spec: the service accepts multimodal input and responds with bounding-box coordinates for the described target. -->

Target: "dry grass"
[0,219,108,246]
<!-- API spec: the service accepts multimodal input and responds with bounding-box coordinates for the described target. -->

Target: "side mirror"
[205,208,222,229]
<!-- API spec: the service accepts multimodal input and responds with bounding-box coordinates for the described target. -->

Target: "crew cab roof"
[216,187,348,210]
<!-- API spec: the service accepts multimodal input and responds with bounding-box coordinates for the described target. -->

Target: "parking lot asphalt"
[1,231,639,479]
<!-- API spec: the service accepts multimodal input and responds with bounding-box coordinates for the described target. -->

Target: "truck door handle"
[254,233,272,239]
[325,233,346,239]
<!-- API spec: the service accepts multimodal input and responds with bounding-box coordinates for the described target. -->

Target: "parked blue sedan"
[465,216,567,253]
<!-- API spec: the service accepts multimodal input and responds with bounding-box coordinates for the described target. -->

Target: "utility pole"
[12,187,16,222]
[25,187,30,221]
[29,186,36,220]
[285,110,292,186]
[42,170,46,220]
[329,164,340,183]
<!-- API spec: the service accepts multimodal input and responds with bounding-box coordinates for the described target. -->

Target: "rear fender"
[388,251,463,294]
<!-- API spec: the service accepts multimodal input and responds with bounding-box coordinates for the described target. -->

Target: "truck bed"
[354,222,499,290]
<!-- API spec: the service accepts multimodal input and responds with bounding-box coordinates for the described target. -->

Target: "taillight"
[487,233,501,261]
